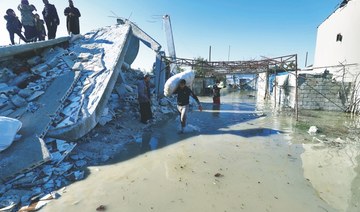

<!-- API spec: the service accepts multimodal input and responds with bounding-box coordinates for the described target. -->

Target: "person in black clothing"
[4,9,28,45]
[213,80,222,104]
[34,14,46,41]
[42,0,59,39]
[174,79,202,133]
[64,0,81,35]
[138,74,153,124]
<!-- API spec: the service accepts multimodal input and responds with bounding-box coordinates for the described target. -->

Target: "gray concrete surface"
[0,71,77,182]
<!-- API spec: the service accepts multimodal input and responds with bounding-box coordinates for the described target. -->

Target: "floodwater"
[45,91,360,212]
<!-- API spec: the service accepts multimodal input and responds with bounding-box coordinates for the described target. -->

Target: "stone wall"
[272,71,353,112]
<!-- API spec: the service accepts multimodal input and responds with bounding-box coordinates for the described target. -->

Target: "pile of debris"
[0,26,177,211]
[0,70,177,211]
[0,47,74,117]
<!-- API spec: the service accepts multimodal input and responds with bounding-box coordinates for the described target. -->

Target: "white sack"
[164,70,195,97]
[0,116,22,152]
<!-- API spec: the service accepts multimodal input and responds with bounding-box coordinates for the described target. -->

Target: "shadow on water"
[99,92,282,167]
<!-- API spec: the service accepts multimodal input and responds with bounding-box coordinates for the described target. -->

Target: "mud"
[44,91,360,212]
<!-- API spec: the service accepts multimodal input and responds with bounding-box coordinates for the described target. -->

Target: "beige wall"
[314,0,360,81]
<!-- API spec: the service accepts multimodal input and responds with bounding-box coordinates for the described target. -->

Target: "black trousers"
[23,25,37,41]
[46,22,58,39]
[139,102,152,123]
[9,30,27,45]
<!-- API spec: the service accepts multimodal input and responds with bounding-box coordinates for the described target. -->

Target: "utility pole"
[209,45,212,62]
[228,45,231,61]
[305,52,308,67]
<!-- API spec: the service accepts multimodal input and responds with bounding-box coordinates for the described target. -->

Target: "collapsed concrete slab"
[48,22,161,141]
[0,21,162,182]
[0,70,79,182]
[0,37,70,60]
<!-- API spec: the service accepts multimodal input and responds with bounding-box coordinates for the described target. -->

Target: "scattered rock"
[11,95,27,108]
[31,64,49,75]
[27,56,42,66]
[26,91,45,102]
[18,89,34,98]
[159,98,169,106]
[75,160,87,167]
[214,173,224,178]
[0,68,16,83]
[96,205,107,211]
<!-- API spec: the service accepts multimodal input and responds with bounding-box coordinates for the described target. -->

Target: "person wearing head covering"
[34,14,46,41]
[17,0,37,41]
[173,79,202,133]
[138,74,153,124]
[64,0,81,35]
[42,0,59,39]
[4,9,28,45]
[212,80,222,104]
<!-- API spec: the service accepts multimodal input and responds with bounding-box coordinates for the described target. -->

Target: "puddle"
[44,91,360,212]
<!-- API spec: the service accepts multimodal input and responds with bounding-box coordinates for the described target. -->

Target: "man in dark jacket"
[4,9,28,45]
[174,79,202,133]
[42,0,59,39]
[138,74,153,124]
[64,0,81,35]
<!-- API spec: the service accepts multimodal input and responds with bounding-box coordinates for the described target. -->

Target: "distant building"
[313,0,360,82]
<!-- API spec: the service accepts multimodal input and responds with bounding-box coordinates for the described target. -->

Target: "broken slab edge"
[47,26,133,141]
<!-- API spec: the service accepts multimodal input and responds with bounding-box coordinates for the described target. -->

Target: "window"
[336,33,343,42]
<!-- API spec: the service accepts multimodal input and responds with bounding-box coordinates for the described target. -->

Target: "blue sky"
[1,0,341,69]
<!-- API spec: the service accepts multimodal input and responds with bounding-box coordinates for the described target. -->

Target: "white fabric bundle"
[164,70,195,97]
[0,116,22,152]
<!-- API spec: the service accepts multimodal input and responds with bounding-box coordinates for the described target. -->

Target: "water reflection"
[278,109,360,211]
[144,90,360,211]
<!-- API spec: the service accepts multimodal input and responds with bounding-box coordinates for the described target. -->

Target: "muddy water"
[45,91,360,212]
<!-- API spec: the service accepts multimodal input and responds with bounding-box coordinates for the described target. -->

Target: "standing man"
[42,0,59,40]
[138,74,153,124]
[17,0,37,41]
[174,79,203,133]
[64,0,81,35]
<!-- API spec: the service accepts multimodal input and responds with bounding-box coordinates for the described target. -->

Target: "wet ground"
[45,91,360,212]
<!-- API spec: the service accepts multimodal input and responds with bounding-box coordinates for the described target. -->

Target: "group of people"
[138,75,224,133]
[4,0,81,45]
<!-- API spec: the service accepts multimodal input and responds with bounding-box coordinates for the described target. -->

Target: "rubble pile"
[0,28,177,211]
[0,47,74,117]
[0,69,177,211]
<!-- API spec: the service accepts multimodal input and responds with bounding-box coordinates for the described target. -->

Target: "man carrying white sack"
[173,79,203,133]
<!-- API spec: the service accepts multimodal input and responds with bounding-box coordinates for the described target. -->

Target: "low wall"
[272,71,353,111]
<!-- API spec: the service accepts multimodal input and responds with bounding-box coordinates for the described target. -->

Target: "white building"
[313,0,360,82]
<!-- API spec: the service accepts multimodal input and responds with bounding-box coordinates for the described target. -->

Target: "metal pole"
[274,69,277,107]
[228,45,231,61]
[305,52,308,67]
[295,54,299,121]
[209,46,212,62]
[264,67,270,100]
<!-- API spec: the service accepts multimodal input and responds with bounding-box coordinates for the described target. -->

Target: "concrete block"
[27,56,42,66]
[31,63,50,75]
[0,68,16,83]
[18,89,34,98]
[26,91,45,102]
[11,95,27,108]
[46,57,60,68]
